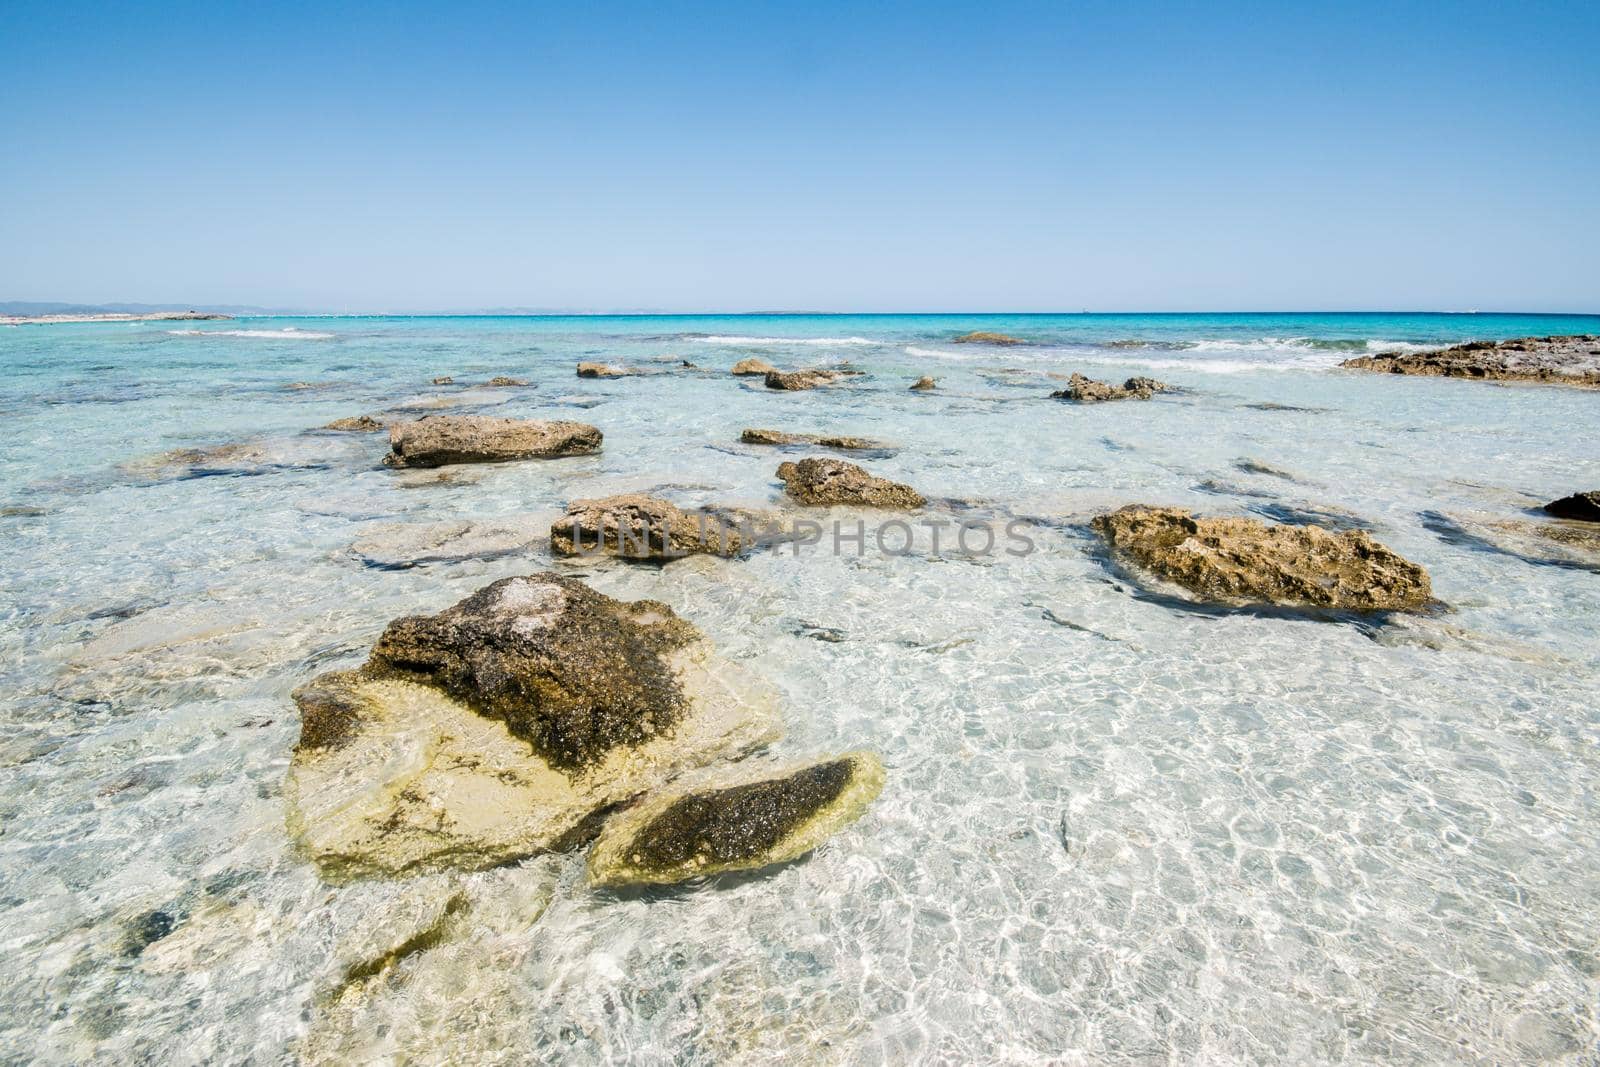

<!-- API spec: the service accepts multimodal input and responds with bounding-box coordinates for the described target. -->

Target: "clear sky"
[3,0,1596,312]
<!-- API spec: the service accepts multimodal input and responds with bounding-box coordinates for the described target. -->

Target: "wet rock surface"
[382,415,602,468]
[549,494,748,560]
[730,358,778,376]
[576,362,635,378]
[951,331,1025,345]
[286,574,782,878]
[323,414,385,433]
[776,457,925,509]
[1544,491,1600,523]
[1340,335,1600,387]
[348,515,549,568]
[909,376,938,391]
[1050,373,1170,402]
[486,376,530,387]
[586,752,885,887]
[763,368,861,391]
[740,428,885,451]
[1091,505,1433,613]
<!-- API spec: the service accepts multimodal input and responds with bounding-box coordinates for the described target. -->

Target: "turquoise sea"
[2,312,1599,1062]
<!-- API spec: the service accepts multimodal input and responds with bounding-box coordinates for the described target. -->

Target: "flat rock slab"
[348,515,551,568]
[1341,335,1600,387]
[763,369,862,391]
[1092,504,1433,613]
[383,415,602,468]
[951,331,1026,345]
[586,752,885,887]
[740,428,887,451]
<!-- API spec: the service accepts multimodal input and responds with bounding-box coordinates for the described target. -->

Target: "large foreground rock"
[763,368,861,391]
[1091,505,1433,613]
[587,752,885,887]
[285,574,781,878]
[550,494,748,560]
[1340,335,1600,387]
[730,358,778,376]
[1544,491,1600,523]
[383,415,602,468]
[951,331,1025,345]
[1051,373,1170,402]
[741,428,885,451]
[777,458,925,509]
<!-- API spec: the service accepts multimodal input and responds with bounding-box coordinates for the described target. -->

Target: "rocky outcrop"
[486,376,529,387]
[909,376,937,391]
[951,331,1025,345]
[349,516,549,569]
[763,368,862,391]
[383,415,602,468]
[549,494,748,560]
[1091,505,1433,613]
[285,574,783,878]
[324,414,385,432]
[587,752,885,887]
[776,457,925,509]
[576,362,635,378]
[1050,373,1170,402]
[740,428,885,451]
[1340,335,1600,387]
[730,358,778,377]
[431,376,454,386]
[1544,491,1600,523]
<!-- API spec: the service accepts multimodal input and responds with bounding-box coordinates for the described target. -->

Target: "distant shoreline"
[0,311,232,326]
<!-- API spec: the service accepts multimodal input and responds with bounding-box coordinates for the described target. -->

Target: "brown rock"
[1050,373,1170,402]
[431,376,455,386]
[776,457,925,509]
[731,358,778,376]
[1091,505,1433,613]
[763,368,861,391]
[576,362,634,378]
[951,331,1026,345]
[910,376,938,391]
[550,494,747,560]
[324,414,385,433]
[486,376,529,387]
[739,428,884,450]
[1340,335,1600,387]
[1543,491,1600,523]
[383,415,602,468]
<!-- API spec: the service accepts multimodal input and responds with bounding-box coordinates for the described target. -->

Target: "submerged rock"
[549,494,747,560]
[324,414,385,433]
[740,428,885,451]
[951,331,1025,346]
[909,376,938,391]
[730,358,778,377]
[120,436,365,481]
[586,752,885,887]
[486,376,530,387]
[1050,373,1170,402]
[776,457,925,509]
[286,574,782,878]
[348,516,549,569]
[576,362,635,378]
[431,376,455,386]
[763,368,861,391]
[1340,335,1600,387]
[1091,505,1433,613]
[383,415,602,468]
[1544,491,1600,523]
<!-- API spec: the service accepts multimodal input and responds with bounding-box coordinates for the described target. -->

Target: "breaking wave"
[167,328,336,340]
[685,334,880,346]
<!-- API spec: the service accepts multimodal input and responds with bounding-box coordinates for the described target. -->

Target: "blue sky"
[2,1,1596,312]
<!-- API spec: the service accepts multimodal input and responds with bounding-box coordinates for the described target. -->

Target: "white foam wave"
[1364,339,1437,354]
[689,335,879,346]
[167,328,336,340]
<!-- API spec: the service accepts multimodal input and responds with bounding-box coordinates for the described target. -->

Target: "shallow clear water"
[2,313,1598,1063]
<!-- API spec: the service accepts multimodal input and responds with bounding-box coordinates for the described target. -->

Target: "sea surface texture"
[2,312,1598,1063]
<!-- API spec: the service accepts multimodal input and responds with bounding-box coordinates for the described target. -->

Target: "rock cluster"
[383,415,602,468]
[951,331,1025,345]
[1340,335,1600,387]
[1051,373,1170,402]
[1091,505,1433,613]
[777,457,925,509]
